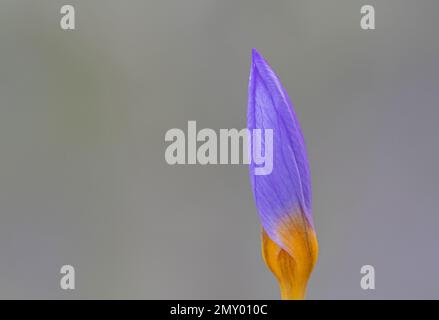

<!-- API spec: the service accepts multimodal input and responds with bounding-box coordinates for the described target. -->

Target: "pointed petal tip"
[251,48,264,64]
[249,49,278,86]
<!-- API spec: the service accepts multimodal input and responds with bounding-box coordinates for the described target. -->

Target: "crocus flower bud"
[248,49,318,300]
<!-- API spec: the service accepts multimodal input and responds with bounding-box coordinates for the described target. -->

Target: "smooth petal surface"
[248,49,318,299]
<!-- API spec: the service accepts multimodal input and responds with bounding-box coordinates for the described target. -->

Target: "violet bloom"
[247,49,318,300]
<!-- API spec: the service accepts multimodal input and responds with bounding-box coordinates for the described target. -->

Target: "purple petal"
[247,48,314,250]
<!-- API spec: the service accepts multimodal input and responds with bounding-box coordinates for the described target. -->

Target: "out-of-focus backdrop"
[0,0,438,299]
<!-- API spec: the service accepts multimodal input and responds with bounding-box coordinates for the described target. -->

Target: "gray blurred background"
[0,0,438,299]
